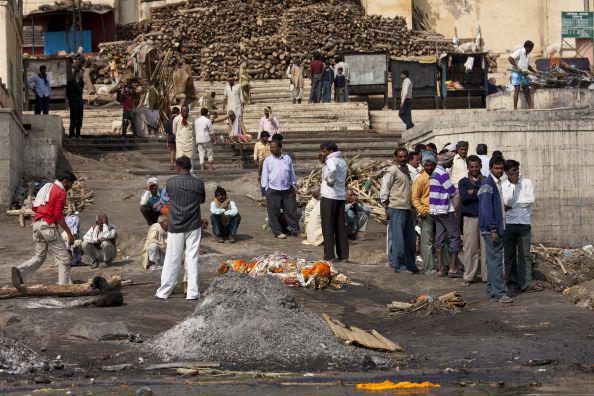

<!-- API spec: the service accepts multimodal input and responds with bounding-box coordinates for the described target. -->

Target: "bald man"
[82,213,118,268]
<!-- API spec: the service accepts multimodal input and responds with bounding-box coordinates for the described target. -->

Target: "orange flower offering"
[356,381,440,391]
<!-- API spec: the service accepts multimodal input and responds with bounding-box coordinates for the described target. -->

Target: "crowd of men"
[381,141,542,304]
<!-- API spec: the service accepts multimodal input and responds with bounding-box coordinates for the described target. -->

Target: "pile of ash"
[147,273,386,371]
[0,335,49,374]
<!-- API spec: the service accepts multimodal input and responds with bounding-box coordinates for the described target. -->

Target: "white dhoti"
[155,228,201,300]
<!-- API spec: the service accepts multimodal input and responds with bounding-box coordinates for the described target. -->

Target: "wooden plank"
[323,313,401,352]
[0,276,121,300]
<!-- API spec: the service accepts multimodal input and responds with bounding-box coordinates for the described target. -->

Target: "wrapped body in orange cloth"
[218,253,351,289]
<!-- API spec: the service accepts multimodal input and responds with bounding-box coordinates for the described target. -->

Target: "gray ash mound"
[147,273,381,371]
[0,335,49,374]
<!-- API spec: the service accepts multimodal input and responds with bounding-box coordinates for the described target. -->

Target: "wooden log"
[0,276,122,300]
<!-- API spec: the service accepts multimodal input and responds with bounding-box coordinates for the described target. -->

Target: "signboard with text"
[562,11,594,39]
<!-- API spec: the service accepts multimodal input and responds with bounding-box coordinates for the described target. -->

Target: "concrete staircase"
[63,129,401,177]
[50,79,369,136]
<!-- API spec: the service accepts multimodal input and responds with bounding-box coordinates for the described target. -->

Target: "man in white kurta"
[224,74,243,119]
[173,105,195,160]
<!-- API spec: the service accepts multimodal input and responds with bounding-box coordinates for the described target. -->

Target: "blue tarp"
[44,30,92,55]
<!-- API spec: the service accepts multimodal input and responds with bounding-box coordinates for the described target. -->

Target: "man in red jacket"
[12,171,78,287]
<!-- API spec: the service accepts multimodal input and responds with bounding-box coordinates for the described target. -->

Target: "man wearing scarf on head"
[140,177,163,225]
[381,147,417,274]
[429,149,462,277]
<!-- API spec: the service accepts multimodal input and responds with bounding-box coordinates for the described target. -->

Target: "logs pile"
[117,20,152,41]
[102,0,452,81]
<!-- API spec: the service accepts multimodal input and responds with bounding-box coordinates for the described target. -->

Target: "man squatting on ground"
[81,213,118,268]
[210,186,241,243]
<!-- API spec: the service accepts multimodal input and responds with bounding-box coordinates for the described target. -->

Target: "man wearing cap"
[430,150,462,277]
[412,151,437,274]
[258,106,281,139]
[223,73,243,120]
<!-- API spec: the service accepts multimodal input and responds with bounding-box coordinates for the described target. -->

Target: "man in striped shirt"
[429,151,462,277]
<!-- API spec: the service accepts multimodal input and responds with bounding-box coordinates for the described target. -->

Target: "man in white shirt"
[502,159,542,293]
[82,213,117,268]
[194,107,215,171]
[223,73,243,119]
[476,143,490,177]
[258,106,281,139]
[407,151,422,181]
[508,40,536,110]
[450,141,469,220]
[398,70,414,129]
[319,141,349,261]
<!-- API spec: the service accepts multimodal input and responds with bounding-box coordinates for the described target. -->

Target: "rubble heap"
[147,273,381,370]
[104,0,451,80]
[0,335,49,374]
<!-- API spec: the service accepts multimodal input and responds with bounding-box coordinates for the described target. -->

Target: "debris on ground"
[147,274,382,371]
[218,253,352,289]
[563,280,594,309]
[0,335,50,374]
[356,380,440,390]
[322,314,402,352]
[388,291,466,316]
[297,157,389,222]
[532,244,594,290]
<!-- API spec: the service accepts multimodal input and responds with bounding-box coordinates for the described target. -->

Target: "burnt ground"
[0,153,593,395]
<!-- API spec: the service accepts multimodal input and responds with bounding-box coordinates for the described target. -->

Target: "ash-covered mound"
[147,273,377,371]
[0,335,48,374]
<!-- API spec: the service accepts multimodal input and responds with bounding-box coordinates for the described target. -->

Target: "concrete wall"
[363,0,412,27]
[21,114,62,179]
[0,0,23,114]
[118,0,139,25]
[402,108,594,247]
[413,0,590,55]
[487,89,594,111]
[0,109,26,209]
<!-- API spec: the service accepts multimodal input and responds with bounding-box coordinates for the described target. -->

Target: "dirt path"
[1,154,593,393]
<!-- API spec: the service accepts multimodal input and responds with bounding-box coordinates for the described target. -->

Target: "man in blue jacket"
[478,156,513,304]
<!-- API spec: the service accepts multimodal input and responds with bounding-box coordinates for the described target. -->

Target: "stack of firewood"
[99,0,452,81]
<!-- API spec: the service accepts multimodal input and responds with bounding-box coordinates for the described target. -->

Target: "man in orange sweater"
[411,151,437,274]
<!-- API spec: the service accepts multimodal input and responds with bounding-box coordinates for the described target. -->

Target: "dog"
[82,276,124,308]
